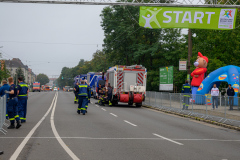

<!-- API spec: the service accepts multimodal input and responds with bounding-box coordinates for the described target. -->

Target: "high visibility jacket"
[18,82,28,99]
[78,84,88,97]
[181,83,192,94]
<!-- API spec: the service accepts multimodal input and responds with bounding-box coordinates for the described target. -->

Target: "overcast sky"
[0,3,106,78]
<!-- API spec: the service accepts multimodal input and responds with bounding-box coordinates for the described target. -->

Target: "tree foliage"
[57,7,240,92]
[36,73,49,85]
[14,67,25,84]
[0,60,10,82]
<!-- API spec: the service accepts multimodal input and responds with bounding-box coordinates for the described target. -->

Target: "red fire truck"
[106,65,147,107]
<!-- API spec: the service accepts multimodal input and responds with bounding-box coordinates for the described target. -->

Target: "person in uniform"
[17,77,29,123]
[181,80,192,110]
[106,83,112,106]
[74,82,79,104]
[76,80,89,115]
[7,77,21,129]
[99,87,107,106]
[86,83,91,113]
[0,80,10,119]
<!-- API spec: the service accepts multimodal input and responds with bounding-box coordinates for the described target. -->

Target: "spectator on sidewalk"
[227,84,235,110]
[211,84,219,110]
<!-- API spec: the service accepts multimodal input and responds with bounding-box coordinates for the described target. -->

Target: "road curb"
[142,105,240,131]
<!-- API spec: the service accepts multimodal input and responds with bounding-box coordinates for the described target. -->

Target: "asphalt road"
[0,91,240,160]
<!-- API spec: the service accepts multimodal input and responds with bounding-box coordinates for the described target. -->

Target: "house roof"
[5,58,27,69]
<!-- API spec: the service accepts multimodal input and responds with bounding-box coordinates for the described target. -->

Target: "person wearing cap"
[0,80,10,119]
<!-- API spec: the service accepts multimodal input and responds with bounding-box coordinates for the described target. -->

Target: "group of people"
[95,83,112,106]
[181,81,235,110]
[74,80,91,115]
[0,77,29,129]
[211,84,235,110]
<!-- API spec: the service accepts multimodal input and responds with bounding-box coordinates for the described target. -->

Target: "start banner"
[139,7,237,30]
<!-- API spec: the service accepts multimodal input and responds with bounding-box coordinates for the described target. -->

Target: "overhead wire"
[0,40,103,46]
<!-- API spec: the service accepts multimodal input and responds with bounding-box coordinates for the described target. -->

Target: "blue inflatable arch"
[196,65,240,105]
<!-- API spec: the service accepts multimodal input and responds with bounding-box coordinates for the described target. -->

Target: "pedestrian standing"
[74,82,79,104]
[76,80,89,115]
[181,80,192,110]
[227,84,235,110]
[211,84,219,110]
[107,83,112,106]
[7,77,21,129]
[17,77,29,123]
[0,80,10,119]
[86,83,91,113]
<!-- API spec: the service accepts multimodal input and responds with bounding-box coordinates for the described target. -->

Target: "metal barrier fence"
[143,91,240,127]
[0,95,8,134]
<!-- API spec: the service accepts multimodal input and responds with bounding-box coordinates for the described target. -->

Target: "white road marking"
[95,105,99,107]
[110,113,118,117]
[101,108,106,111]
[50,92,80,160]
[153,133,183,146]
[10,93,58,160]
[124,120,137,127]
[3,137,240,141]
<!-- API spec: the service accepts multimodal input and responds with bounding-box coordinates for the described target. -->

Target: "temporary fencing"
[144,91,240,127]
[0,95,8,134]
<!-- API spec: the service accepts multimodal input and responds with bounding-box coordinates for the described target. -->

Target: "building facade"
[4,58,35,85]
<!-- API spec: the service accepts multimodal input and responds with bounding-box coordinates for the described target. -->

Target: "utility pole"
[187,29,192,83]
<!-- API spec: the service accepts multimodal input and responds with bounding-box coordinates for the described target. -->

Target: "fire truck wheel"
[135,103,142,108]
[128,102,133,106]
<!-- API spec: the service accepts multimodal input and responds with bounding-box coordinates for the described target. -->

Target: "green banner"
[159,66,173,91]
[139,7,237,30]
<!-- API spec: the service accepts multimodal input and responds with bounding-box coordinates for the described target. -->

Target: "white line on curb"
[124,120,137,127]
[153,133,183,146]
[10,93,58,160]
[110,113,118,117]
[101,108,106,111]
[51,92,80,160]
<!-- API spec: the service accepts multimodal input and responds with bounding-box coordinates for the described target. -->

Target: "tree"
[0,60,10,82]
[36,74,49,85]
[14,67,25,84]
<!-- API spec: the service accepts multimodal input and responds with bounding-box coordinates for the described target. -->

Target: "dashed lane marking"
[153,133,183,146]
[95,105,99,107]
[110,113,118,117]
[101,108,106,111]
[124,120,137,127]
